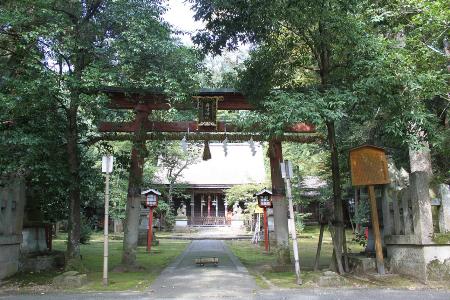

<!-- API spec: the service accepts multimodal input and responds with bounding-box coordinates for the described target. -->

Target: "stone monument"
[0,176,26,280]
[175,203,188,228]
[231,202,244,228]
[382,162,450,282]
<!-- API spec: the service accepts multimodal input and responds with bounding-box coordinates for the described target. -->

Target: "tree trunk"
[268,140,291,265]
[168,184,174,208]
[409,142,433,176]
[65,31,85,264]
[121,143,146,266]
[326,121,345,273]
[121,105,149,267]
[66,103,82,269]
[314,223,325,271]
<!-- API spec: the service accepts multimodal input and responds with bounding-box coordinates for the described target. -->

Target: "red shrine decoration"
[141,189,160,253]
[255,189,273,252]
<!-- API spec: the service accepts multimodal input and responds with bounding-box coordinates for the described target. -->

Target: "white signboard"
[280,160,293,179]
[102,156,114,174]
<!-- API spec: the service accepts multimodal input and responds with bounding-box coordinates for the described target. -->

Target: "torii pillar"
[268,140,291,265]
[121,104,150,266]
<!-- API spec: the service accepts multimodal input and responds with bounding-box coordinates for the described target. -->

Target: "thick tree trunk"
[326,121,345,273]
[66,91,81,269]
[121,143,146,266]
[121,105,149,266]
[66,104,82,266]
[268,140,291,265]
[409,142,433,176]
[65,37,85,264]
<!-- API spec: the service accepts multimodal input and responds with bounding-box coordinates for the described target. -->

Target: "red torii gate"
[99,88,319,264]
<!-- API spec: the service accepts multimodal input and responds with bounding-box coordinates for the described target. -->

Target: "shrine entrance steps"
[149,240,257,298]
[165,226,252,240]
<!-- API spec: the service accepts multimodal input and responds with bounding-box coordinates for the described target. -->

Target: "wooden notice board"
[349,145,390,186]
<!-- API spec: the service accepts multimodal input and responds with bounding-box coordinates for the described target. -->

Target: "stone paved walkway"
[148,240,258,299]
[3,240,450,299]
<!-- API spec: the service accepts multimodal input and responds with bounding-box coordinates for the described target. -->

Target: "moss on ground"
[432,233,450,244]
[4,233,189,292]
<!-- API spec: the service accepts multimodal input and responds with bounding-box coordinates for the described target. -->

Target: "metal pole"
[264,207,269,252]
[148,207,154,253]
[285,176,302,285]
[103,172,110,286]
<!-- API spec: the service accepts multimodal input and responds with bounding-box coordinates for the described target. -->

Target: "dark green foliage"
[0,0,202,259]
[80,216,92,245]
[190,0,448,182]
[225,183,266,207]
[154,201,175,231]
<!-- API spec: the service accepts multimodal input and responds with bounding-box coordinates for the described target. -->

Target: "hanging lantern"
[254,188,273,208]
[141,189,161,208]
[202,140,211,161]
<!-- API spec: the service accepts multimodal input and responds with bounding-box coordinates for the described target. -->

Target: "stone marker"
[52,271,87,288]
[439,184,450,233]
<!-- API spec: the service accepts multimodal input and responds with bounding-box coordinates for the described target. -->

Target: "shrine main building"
[155,142,266,226]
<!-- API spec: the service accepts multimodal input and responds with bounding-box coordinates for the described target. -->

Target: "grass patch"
[6,233,189,292]
[226,226,364,288]
[227,226,449,290]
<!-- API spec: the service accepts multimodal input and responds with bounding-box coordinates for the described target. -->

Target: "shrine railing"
[189,216,230,226]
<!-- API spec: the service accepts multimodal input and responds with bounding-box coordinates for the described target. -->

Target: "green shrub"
[164,210,175,231]
[80,216,92,244]
[154,201,176,231]
[295,212,312,233]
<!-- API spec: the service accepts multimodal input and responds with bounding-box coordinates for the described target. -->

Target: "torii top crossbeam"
[104,87,253,110]
[98,88,320,142]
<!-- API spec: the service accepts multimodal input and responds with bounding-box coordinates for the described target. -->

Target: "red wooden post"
[264,207,269,252]
[147,207,154,253]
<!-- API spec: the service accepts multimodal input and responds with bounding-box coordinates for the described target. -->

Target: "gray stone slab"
[438,184,450,233]
[410,172,433,244]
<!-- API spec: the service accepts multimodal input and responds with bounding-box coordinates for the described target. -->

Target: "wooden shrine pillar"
[122,104,150,266]
[268,140,291,265]
[215,194,219,217]
[190,191,195,222]
[208,194,211,217]
[224,200,228,224]
[200,194,204,217]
